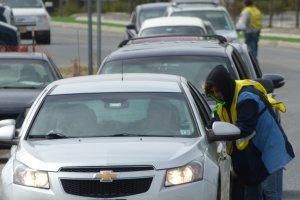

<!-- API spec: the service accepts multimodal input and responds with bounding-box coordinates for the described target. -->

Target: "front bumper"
[4,169,218,200]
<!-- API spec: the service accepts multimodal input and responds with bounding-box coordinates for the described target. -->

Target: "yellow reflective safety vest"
[216,79,286,151]
[242,6,263,31]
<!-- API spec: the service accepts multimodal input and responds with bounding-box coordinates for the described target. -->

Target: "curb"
[51,21,125,33]
[51,22,300,49]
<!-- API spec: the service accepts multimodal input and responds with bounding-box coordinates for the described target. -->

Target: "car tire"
[36,30,51,45]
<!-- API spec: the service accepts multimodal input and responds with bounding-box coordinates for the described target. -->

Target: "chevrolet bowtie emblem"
[93,171,119,182]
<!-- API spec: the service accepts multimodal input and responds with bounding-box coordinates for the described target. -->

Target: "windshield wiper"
[103,133,175,137]
[28,131,71,140]
[0,86,41,89]
[45,133,69,139]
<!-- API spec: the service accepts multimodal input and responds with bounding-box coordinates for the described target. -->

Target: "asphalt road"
[258,46,300,199]
[0,25,299,199]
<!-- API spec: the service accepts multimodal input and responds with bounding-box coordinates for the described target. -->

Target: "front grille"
[59,166,154,173]
[61,178,153,198]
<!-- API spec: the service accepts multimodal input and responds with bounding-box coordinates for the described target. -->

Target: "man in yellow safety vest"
[236,0,262,59]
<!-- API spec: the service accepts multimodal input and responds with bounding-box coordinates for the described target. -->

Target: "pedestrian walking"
[204,65,295,200]
[236,0,263,58]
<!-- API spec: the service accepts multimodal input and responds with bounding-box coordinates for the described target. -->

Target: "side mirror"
[255,78,274,93]
[0,119,18,145]
[45,2,53,8]
[45,2,54,14]
[126,23,136,31]
[262,73,285,89]
[207,121,240,143]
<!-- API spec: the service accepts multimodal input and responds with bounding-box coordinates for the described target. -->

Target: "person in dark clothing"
[204,65,294,200]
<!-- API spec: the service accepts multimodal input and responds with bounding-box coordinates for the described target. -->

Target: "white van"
[7,0,52,44]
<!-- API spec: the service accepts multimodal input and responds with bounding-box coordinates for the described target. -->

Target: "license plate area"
[18,26,27,33]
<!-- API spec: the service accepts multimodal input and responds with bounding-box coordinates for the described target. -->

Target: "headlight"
[37,15,48,22]
[13,160,49,189]
[165,161,203,186]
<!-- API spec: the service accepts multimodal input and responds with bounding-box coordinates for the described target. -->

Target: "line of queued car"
[0,1,287,200]
[0,0,53,52]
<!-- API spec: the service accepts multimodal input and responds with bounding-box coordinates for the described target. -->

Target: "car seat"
[19,65,42,82]
[145,100,180,134]
[54,104,98,137]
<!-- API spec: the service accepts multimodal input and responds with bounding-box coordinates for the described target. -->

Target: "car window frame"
[248,51,263,78]
[46,55,63,79]
[229,47,251,79]
[187,82,211,127]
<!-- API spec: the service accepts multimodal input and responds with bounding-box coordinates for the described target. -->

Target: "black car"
[0,52,63,135]
[0,21,19,52]
[99,35,284,95]
[125,2,172,40]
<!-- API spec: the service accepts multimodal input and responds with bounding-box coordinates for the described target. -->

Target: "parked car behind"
[6,0,52,44]
[0,21,19,52]
[99,35,284,98]
[0,3,14,24]
[138,16,209,37]
[125,2,172,40]
[0,73,240,200]
[164,1,239,42]
[0,52,63,138]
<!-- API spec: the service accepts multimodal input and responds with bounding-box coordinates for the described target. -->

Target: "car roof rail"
[117,34,228,48]
[118,39,130,48]
[171,0,219,7]
[203,34,228,44]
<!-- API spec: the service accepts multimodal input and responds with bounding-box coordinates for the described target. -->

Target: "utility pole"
[97,0,102,69]
[297,0,300,28]
[59,0,63,16]
[268,0,273,28]
[87,0,93,75]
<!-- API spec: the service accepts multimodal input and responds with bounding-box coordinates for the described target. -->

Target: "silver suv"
[6,0,52,44]
[165,1,239,42]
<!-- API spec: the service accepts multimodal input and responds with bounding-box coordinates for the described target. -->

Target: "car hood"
[12,8,48,16]
[0,89,42,110]
[17,137,204,171]
[215,30,239,42]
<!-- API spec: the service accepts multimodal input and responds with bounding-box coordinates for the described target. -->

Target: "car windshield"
[6,0,43,8]
[171,10,233,31]
[101,56,233,94]
[28,93,197,138]
[140,26,206,36]
[0,59,56,89]
[139,8,168,27]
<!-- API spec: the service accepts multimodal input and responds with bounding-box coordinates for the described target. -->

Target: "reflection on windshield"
[0,60,55,89]
[102,56,232,94]
[7,0,42,8]
[139,9,167,27]
[29,93,197,138]
[140,26,206,36]
[172,11,233,31]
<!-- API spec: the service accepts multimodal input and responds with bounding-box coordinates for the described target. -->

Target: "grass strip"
[239,34,300,43]
[53,16,300,43]
[260,35,300,43]
[51,16,126,28]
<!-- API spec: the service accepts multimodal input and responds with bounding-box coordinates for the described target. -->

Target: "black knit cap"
[205,65,236,105]
[244,0,253,6]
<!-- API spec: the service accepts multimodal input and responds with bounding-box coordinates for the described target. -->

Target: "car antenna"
[77,30,81,69]
[121,60,124,81]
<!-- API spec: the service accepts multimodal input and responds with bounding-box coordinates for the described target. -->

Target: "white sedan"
[138,16,209,37]
[0,73,240,200]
